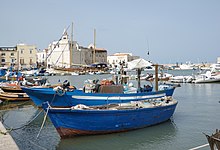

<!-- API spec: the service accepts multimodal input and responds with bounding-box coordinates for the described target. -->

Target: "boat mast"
[70,22,73,67]
[17,49,19,71]
[93,29,96,63]
[154,64,159,92]
[153,64,163,92]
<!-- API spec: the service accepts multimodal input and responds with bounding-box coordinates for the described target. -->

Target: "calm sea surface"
[1,70,220,150]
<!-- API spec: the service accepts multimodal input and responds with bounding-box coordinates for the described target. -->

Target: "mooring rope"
[0,129,7,135]
[3,123,47,150]
[4,109,43,131]
[188,143,209,150]
[50,92,57,105]
[36,105,49,139]
[0,103,48,149]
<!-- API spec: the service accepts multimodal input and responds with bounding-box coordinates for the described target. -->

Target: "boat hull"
[43,101,177,138]
[0,92,30,101]
[21,87,175,107]
[193,78,220,83]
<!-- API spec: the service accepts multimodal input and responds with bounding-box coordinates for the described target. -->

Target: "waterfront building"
[0,44,37,69]
[87,44,107,65]
[107,53,139,68]
[37,49,48,68]
[16,44,37,70]
[0,46,17,68]
[46,30,107,68]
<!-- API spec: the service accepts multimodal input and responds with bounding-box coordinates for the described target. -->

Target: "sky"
[1,0,220,64]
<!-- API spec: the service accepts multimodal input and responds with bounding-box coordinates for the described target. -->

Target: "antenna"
[147,39,150,55]
[93,29,96,63]
[70,22,73,67]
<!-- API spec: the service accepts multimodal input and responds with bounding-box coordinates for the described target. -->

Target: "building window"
[1,59,5,62]
[1,53,5,56]
[11,59,15,63]
[30,59,32,65]
[20,59,24,65]
[30,49,33,54]
[11,53,14,56]
[21,49,24,54]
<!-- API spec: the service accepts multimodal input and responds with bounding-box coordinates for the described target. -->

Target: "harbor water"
[1,70,220,150]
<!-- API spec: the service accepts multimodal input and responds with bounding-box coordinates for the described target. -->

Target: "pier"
[0,122,19,150]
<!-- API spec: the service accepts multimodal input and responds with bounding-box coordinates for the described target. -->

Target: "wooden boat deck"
[0,92,30,101]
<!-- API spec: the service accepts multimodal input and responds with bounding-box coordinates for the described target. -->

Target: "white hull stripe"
[72,93,166,100]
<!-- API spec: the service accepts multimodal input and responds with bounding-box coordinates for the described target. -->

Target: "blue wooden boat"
[42,96,178,138]
[21,84,175,107]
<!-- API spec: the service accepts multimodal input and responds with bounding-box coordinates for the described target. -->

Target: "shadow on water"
[57,119,177,150]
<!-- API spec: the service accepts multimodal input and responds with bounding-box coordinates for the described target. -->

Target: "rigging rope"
[46,24,70,60]
[54,43,68,66]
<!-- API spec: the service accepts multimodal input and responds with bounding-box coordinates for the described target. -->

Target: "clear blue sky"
[1,0,219,64]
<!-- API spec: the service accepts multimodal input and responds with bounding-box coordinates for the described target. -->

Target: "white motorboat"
[192,71,220,83]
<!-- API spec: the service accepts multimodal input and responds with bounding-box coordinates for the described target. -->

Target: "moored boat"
[21,83,176,107]
[192,71,220,83]
[0,84,23,93]
[204,129,220,150]
[0,91,30,101]
[22,60,177,107]
[42,96,178,138]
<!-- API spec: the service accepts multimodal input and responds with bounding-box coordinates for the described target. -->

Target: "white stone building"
[47,30,71,68]
[37,49,48,67]
[46,30,107,68]
[107,53,139,68]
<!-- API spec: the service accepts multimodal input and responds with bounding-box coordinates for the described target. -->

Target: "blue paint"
[21,86,175,107]
[42,101,178,137]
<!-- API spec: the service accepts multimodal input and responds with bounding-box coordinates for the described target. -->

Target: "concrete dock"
[0,122,19,150]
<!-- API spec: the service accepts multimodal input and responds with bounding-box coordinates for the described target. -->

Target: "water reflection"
[57,120,177,150]
[0,101,34,110]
